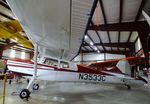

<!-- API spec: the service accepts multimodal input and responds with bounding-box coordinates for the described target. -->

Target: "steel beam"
[88,21,147,31]
[82,42,134,48]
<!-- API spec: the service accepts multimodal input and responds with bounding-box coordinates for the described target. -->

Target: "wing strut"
[26,43,38,89]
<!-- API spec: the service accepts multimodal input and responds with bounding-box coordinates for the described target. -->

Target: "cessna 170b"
[5,0,149,100]
[5,55,147,99]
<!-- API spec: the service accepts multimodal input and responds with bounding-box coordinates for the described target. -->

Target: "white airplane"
[5,55,147,99]
[5,0,148,99]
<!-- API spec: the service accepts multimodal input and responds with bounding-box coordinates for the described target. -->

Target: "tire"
[32,83,39,90]
[19,89,30,99]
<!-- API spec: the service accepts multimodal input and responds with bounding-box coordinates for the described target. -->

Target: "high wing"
[6,0,93,60]
[0,20,33,48]
[121,56,146,65]
[88,56,147,75]
[89,56,146,68]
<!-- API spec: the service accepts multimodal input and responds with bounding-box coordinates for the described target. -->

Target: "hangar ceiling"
[0,0,33,59]
[79,0,149,58]
[0,0,149,61]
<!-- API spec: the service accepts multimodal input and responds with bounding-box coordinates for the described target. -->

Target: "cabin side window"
[60,61,69,69]
[44,58,58,67]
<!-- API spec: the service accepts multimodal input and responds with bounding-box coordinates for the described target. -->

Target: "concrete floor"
[0,80,150,104]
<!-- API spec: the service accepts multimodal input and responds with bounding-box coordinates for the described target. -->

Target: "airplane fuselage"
[7,60,145,86]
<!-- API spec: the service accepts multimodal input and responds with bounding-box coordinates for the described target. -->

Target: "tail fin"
[116,60,131,75]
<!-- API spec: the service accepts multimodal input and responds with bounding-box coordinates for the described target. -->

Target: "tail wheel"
[125,84,131,90]
[19,89,30,99]
[32,83,39,90]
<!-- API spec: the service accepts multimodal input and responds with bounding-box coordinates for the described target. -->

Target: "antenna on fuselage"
[37,24,47,64]
[58,49,65,68]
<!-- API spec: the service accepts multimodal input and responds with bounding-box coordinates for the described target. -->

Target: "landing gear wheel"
[32,83,39,90]
[125,84,131,90]
[19,89,30,99]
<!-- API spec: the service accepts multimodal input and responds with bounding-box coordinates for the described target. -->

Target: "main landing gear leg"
[19,81,40,99]
[19,44,38,100]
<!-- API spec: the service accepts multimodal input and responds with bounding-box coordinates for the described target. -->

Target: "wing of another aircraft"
[6,0,93,60]
[88,56,147,73]
[89,56,146,67]
[0,20,33,48]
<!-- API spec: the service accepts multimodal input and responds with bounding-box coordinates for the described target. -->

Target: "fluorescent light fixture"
[10,49,15,58]
[84,35,88,39]
[90,42,94,45]
[97,50,100,53]
[21,52,26,59]
[94,47,98,50]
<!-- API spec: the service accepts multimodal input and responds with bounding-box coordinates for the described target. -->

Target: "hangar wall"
[74,53,125,64]
[2,49,30,60]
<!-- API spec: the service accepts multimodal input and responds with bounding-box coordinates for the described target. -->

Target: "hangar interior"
[0,0,150,104]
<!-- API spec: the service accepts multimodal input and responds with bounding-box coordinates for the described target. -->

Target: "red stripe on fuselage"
[7,62,113,76]
[7,64,53,70]
[77,65,112,75]
[8,60,57,69]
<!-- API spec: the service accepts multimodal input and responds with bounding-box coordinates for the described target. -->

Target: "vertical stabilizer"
[116,60,131,75]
